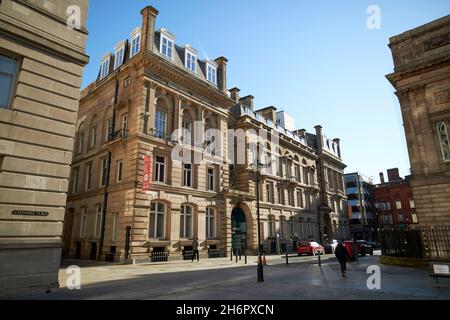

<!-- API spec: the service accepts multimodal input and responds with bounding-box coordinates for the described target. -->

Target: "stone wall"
[0,0,88,296]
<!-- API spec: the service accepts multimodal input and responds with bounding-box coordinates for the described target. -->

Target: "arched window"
[204,116,218,154]
[264,143,273,175]
[206,207,216,239]
[182,111,193,146]
[288,217,295,239]
[285,153,293,179]
[436,121,450,161]
[149,202,165,238]
[180,205,193,238]
[268,215,275,238]
[294,155,300,182]
[280,216,287,239]
[155,99,168,138]
[76,121,86,155]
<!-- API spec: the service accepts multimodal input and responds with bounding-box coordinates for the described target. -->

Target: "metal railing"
[148,128,173,141]
[422,227,450,261]
[151,251,169,262]
[208,249,221,258]
[183,250,194,261]
[107,129,128,142]
[380,226,450,261]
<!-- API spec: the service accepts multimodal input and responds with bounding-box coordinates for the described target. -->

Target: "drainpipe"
[98,78,119,261]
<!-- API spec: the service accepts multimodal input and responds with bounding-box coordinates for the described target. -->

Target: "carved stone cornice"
[143,51,235,109]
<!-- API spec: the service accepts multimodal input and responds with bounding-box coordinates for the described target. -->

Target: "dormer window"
[162,36,173,58]
[159,29,175,59]
[114,41,126,70]
[186,51,196,72]
[184,46,198,73]
[100,54,110,80]
[206,61,217,85]
[130,28,141,58]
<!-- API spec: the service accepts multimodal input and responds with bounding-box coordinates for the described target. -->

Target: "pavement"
[14,251,450,300]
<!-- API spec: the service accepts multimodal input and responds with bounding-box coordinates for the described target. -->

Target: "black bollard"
[236,250,238,263]
[230,249,233,261]
[285,251,289,265]
[318,252,322,266]
[239,249,242,261]
[245,251,247,264]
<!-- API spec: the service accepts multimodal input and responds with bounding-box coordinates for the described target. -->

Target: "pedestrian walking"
[192,238,199,262]
[335,241,350,277]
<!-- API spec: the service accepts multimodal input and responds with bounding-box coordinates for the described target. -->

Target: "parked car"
[322,243,333,254]
[297,241,324,256]
[366,241,380,250]
[356,240,374,256]
[322,239,338,254]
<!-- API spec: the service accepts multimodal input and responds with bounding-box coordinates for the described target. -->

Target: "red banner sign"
[142,156,152,191]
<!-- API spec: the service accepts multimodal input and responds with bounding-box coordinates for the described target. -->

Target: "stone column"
[197,209,207,248]
[170,204,181,248]
[396,89,421,175]
[174,95,183,141]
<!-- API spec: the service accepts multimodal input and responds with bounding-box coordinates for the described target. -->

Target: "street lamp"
[249,160,265,282]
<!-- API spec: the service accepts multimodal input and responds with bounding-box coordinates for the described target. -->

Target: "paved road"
[20,252,450,300]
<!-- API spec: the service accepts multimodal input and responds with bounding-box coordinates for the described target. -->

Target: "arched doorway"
[231,207,247,253]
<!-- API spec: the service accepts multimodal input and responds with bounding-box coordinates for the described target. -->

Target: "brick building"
[0,0,89,295]
[386,14,450,226]
[372,168,418,229]
[63,5,349,263]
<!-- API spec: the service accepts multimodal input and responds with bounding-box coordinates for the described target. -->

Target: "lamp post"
[249,160,264,282]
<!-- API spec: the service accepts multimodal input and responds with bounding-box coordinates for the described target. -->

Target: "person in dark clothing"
[334,241,350,277]
[192,238,199,262]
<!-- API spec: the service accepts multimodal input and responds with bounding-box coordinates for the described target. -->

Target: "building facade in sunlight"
[387,15,450,226]
[372,168,418,229]
[0,0,89,295]
[63,5,349,263]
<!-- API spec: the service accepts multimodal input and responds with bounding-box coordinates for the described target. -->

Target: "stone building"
[63,5,349,263]
[386,14,450,226]
[0,0,89,295]
[373,168,418,229]
[64,6,234,263]
[228,101,348,254]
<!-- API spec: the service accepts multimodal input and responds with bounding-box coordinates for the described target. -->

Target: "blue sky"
[82,0,450,183]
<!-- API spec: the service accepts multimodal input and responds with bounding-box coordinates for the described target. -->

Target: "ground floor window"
[149,202,165,238]
[268,215,275,238]
[112,212,119,241]
[206,207,216,239]
[180,205,193,238]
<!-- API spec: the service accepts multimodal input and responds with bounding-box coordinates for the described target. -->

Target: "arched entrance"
[231,206,247,253]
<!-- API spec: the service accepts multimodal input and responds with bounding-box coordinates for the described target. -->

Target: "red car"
[297,241,325,256]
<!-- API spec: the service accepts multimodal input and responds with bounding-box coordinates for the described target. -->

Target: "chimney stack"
[293,129,306,137]
[314,125,323,153]
[255,106,276,121]
[141,6,159,52]
[239,95,254,110]
[332,138,341,158]
[215,57,228,95]
[379,172,385,184]
[387,168,401,182]
[229,87,240,103]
